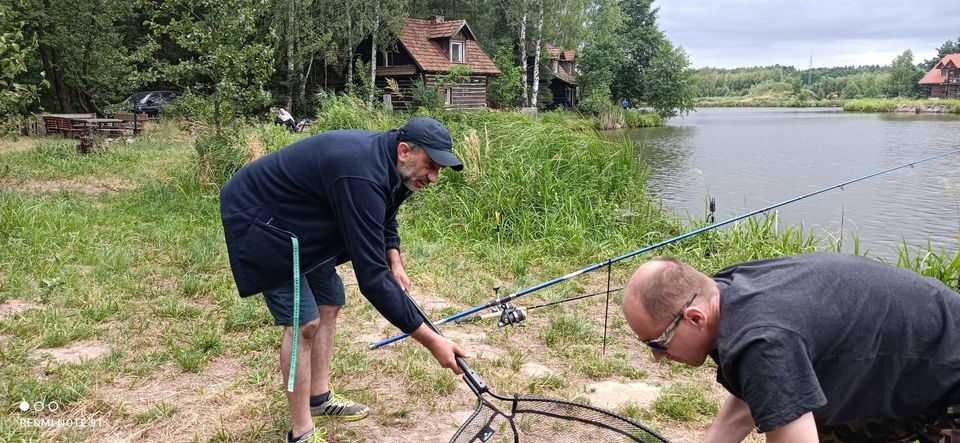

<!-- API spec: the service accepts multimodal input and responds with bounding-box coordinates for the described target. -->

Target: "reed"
[843,98,960,113]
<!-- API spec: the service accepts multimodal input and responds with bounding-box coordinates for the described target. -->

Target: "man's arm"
[704,394,755,443]
[409,323,465,374]
[326,177,465,374]
[326,177,420,332]
[387,248,411,291]
[766,412,818,443]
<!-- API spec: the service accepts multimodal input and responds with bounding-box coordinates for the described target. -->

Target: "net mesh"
[450,393,667,443]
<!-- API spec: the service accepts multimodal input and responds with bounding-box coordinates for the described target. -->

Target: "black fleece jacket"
[219,129,421,333]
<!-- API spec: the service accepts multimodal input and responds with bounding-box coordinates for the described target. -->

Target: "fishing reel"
[497,303,527,327]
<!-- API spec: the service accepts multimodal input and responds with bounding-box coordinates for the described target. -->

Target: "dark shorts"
[262,263,345,326]
[819,405,960,443]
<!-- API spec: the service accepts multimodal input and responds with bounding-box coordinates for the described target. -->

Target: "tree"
[528,0,544,107]
[615,0,694,116]
[640,40,695,116]
[920,37,960,71]
[887,50,920,98]
[518,8,529,106]
[12,0,151,113]
[147,0,275,132]
[576,0,622,113]
[0,2,42,118]
[363,0,407,108]
[270,0,332,115]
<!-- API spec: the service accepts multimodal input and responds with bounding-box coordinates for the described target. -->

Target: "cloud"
[654,0,960,68]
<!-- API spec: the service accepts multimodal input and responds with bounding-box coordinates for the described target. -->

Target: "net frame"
[398,290,669,443]
[449,384,670,443]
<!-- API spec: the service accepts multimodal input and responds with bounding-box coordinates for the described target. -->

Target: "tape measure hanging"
[287,236,301,393]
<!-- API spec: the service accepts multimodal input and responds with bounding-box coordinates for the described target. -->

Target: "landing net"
[450,391,668,443]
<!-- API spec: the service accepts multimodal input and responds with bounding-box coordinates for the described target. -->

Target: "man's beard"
[397,161,419,191]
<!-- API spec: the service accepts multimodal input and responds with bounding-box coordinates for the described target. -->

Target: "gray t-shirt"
[710,253,960,432]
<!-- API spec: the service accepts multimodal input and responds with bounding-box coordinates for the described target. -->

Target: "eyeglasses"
[644,292,698,352]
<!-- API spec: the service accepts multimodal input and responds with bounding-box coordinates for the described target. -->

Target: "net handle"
[403,290,488,395]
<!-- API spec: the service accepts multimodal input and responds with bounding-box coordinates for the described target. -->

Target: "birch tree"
[519,11,528,107]
[528,0,544,107]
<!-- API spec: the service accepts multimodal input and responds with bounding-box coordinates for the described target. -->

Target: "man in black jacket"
[220,117,466,443]
[622,253,960,443]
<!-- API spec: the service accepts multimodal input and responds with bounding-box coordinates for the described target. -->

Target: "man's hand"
[410,324,466,374]
[705,394,756,443]
[391,266,411,291]
[387,248,411,290]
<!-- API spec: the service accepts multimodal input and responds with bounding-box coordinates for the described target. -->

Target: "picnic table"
[42,114,141,138]
[79,118,126,136]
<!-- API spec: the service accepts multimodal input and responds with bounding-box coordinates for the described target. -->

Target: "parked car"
[123,91,177,116]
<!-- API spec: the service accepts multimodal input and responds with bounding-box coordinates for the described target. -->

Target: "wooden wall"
[425,74,489,110]
[376,75,417,111]
[930,84,960,99]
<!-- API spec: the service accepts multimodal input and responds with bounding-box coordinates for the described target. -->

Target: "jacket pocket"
[239,219,301,291]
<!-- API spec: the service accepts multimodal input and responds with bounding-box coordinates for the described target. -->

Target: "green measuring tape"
[286,236,300,393]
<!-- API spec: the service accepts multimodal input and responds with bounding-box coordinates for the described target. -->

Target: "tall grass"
[591,107,664,130]
[843,98,960,113]
[400,111,676,271]
[896,242,960,291]
[696,96,842,108]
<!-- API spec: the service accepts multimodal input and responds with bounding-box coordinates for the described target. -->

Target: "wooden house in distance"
[919,53,960,99]
[527,43,578,109]
[361,16,501,111]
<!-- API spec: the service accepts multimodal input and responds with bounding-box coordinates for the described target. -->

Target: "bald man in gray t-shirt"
[622,253,960,442]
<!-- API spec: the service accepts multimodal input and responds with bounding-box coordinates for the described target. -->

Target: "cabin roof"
[544,43,576,61]
[398,17,500,75]
[919,53,960,85]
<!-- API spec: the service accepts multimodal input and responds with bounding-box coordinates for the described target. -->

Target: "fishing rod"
[370,147,960,350]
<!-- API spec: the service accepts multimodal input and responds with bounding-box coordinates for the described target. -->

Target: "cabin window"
[450,41,464,63]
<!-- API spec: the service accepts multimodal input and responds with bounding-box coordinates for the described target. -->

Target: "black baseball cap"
[398,117,463,171]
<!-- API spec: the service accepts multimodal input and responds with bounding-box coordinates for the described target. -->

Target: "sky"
[653,0,960,69]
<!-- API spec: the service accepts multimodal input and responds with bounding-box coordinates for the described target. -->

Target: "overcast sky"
[654,0,960,69]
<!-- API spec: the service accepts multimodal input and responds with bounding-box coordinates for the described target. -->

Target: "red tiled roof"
[543,43,575,61]
[544,43,562,58]
[919,53,960,85]
[427,20,468,38]
[398,18,500,75]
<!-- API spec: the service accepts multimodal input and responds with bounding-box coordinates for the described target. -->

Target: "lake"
[612,107,960,260]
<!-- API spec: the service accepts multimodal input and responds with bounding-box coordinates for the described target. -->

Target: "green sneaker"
[286,427,326,443]
[310,390,370,421]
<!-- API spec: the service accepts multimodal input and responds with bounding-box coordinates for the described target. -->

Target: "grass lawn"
[9,109,945,442]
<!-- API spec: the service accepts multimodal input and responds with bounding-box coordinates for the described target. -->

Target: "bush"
[311,93,401,132]
[623,109,663,128]
[577,86,615,115]
[254,122,297,153]
[411,78,443,111]
[487,47,524,109]
[193,132,246,188]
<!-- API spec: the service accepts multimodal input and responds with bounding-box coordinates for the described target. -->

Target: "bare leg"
[280,318,321,438]
[311,305,340,396]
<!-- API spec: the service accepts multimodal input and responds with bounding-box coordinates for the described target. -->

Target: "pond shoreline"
[693,98,960,114]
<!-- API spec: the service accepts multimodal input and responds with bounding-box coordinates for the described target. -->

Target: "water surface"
[613,108,960,260]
